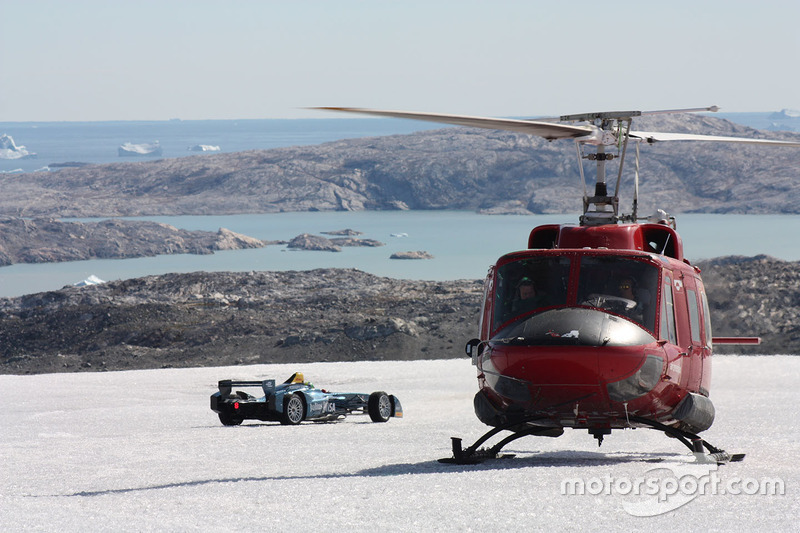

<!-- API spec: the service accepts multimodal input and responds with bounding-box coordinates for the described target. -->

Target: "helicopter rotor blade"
[312,107,602,143]
[640,105,720,116]
[629,130,800,146]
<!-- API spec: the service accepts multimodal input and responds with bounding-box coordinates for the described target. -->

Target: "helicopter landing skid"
[438,415,555,464]
[438,415,745,465]
[627,416,746,465]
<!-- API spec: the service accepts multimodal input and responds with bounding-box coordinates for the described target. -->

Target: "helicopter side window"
[577,256,658,333]
[700,288,713,349]
[494,257,571,327]
[687,288,702,345]
[660,280,677,345]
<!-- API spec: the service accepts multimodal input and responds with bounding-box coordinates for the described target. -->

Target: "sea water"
[0,118,440,174]
[1,211,799,298]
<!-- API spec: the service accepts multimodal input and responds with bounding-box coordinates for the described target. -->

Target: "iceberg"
[769,109,800,119]
[118,141,163,157]
[188,144,221,152]
[73,274,106,287]
[0,134,37,160]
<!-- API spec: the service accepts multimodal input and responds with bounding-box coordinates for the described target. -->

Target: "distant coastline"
[2,113,799,218]
[2,111,799,174]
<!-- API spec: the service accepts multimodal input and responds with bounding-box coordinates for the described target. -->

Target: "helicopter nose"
[488,344,656,411]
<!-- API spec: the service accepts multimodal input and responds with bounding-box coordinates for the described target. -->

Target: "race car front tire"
[368,391,392,423]
[280,393,306,425]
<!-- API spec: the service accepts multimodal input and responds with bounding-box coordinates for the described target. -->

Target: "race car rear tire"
[218,412,243,426]
[280,393,306,425]
[368,391,392,422]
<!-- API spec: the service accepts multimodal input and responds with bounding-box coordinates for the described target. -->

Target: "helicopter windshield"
[493,256,571,327]
[492,254,659,337]
[576,256,658,333]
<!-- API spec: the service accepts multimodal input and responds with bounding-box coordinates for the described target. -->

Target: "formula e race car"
[210,372,403,426]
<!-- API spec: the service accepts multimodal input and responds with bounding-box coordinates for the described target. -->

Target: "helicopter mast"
[561,111,640,226]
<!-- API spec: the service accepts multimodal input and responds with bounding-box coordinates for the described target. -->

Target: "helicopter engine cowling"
[672,392,716,433]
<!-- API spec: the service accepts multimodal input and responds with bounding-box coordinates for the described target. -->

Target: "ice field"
[2,356,798,531]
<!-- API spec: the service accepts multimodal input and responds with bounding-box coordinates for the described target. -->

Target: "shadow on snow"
[46,449,682,498]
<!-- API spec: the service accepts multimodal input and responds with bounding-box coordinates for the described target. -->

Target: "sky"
[2,1,799,122]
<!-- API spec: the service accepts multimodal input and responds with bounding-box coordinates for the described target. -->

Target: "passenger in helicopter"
[511,277,549,315]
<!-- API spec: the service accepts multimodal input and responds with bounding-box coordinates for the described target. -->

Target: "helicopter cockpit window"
[577,256,659,333]
[493,257,571,327]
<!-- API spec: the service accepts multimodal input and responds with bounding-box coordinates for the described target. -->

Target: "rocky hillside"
[0,269,483,374]
[0,217,266,266]
[1,115,798,218]
[697,256,800,354]
[1,257,797,375]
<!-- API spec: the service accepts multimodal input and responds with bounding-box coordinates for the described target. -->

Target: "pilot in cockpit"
[616,276,644,322]
[617,277,636,301]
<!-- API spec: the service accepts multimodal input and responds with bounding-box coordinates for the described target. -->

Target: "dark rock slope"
[0,257,797,375]
[697,256,800,354]
[0,269,483,374]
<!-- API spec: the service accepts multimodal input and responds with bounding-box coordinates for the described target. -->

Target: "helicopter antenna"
[575,141,588,199]
[633,140,641,222]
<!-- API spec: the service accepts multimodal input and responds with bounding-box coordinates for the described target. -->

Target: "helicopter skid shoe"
[690,438,746,465]
[438,437,518,464]
[438,437,514,464]
[693,451,745,465]
[628,416,745,465]
[438,416,560,464]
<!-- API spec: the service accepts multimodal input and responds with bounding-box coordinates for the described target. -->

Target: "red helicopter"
[317,105,800,463]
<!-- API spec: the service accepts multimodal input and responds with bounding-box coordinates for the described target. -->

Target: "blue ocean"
[0,117,440,174]
[1,114,799,298]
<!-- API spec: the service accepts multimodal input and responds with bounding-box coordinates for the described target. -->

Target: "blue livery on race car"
[210,372,403,426]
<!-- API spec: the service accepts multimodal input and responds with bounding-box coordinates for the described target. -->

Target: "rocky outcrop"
[1,115,799,218]
[321,228,363,236]
[390,251,434,260]
[286,233,385,251]
[287,233,341,252]
[0,217,266,266]
[330,237,384,247]
[213,227,266,251]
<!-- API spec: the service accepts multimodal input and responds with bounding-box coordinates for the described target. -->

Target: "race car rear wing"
[217,379,276,397]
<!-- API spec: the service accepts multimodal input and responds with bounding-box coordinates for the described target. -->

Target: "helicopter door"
[682,277,707,393]
[697,284,713,397]
[659,273,686,386]
[479,266,495,342]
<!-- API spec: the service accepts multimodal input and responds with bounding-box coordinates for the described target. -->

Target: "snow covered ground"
[2,356,798,531]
